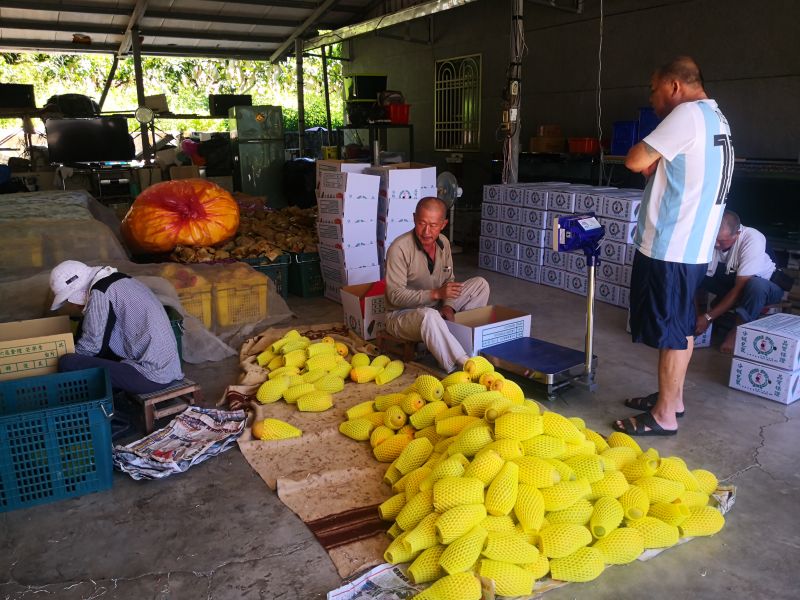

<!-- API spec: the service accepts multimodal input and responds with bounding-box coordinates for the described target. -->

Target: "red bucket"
[387,103,410,124]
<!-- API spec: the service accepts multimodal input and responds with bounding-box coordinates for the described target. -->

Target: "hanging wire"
[596,0,605,184]
[502,0,526,184]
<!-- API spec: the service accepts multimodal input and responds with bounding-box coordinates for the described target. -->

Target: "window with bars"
[434,54,481,151]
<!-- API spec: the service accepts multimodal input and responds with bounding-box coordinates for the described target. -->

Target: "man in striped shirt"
[50,260,184,394]
[615,56,734,436]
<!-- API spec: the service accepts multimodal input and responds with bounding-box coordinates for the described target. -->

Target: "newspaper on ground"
[328,486,737,600]
[113,407,246,480]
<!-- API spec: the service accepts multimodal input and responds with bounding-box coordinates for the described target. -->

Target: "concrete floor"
[2,253,799,599]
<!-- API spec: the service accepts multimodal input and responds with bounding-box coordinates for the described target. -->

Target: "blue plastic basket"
[243,255,290,299]
[0,367,114,512]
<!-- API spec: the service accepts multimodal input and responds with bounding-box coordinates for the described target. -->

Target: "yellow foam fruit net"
[521,434,566,459]
[433,476,485,512]
[339,418,374,441]
[376,360,405,385]
[351,365,380,383]
[396,489,435,531]
[395,438,434,475]
[407,544,446,584]
[589,496,625,538]
[384,405,408,430]
[314,374,345,393]
[447,423,494,457]
[346,400,375,420]
[485,461,520,516]
[542,412,585,443]
[461,391,504,418]
[296,391,333,412]
[478,559,535,597]
[679,506,725,537]
[411,401,448,429]
[374,434,412,463]
[601,445,638,469]
[692,469,719,495]
[415,374,445,402]
[350,352,371,368]
[283,382,317,403]
[251,418,301,440]
[412,571,481,600]
[384,531,419,564]
[540,479,591,512]
[378,492,407,521]
[564,455,606,483]
[464,356,494,380]
[494,412,543,441]
[481,530,540,563]
[435,504,487,544]
[514,483,546,532]
[436,415,480,437]
[439,526,487,574]
[538,523,593,558]
[403,513,440,554]
[443,383,487,406]
[591,526,645,564]
[255,377,289,404]
[648,501,691,527]
[480,514,517,533]
[549,546,605,582]
[482,438,524,460]
[589,471,630,500]
[621,453,660,482]
[634,475,685,504]
[656,457,702,491]
[401,393,426,415]
[546,497,594,526]
[463,448,505,486]
[627,516,680,549]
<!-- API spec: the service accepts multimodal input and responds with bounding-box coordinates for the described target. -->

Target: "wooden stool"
[130,378,202,433]
[376,332,428,362]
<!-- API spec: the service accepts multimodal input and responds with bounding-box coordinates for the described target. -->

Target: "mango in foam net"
[441,371,471,387]
[435,415,480,437]
[314,374,345,393]
[634,475,684,504]
[414,374,444,402]
[480,514,517,533]
[648,501,691,527]
[463,448,505,486]
[544,458,576,482]
[255,348,276,366]
[542,411,585,444]
[305,353,339,372]
[329,360,353,380]
[478,370,504,389]
[606,430,643,454]
[297,391,333,412]
[627,516,680,549]
[511,455,560,488]
[409,400,448,429]
[362,411,387,427]
[351,365,380,383]
[435,503,487,545]
[621,453,660,482]
[407,544,446,584]
[482,438,524,460]
[619,484,650,520]
[420,454,468,490]
[483,396,514,423]
[339,418,375,441]
[492,378,525,404]
[478,559,535,597]
[439,526,488,575]
[656,457,702,491]
[447,423,494,458]
[402,512,440,554]
[540,478,591,512]
[494,411,543,441]
[401,392,425,415]
[601,445,638,469]
[374,392,406,411]
[549,546,605,582]
[301,369,326,384]
[320,336,335,345]
[514,483,546,532]
[485,461,519,517]
[521,434,566,459]
[443,382,486,406]
[460,391,504,418]
[370,425,394,448]
[378,492,406,521]
[403,468,433,501]
[583,427,610,453]
[281,348,307,369]
[345,400,375,421]
[412,572,482,600]
[589,496,625,538]
[371,354,392,369]
[283,382,317,403]
[384,531,420,564]
[396,489,434,531]
[679,505,725,537]
[255,376,289,404]
[268,365,299,380]
[306,341,336,357]
[564,454,607,483]
[394,437,434,475]
[537,523,593,558]
[432,476,485,512]
[546,498,594,526]
[251,418,301,440]
[384,405,408,430]
[350,352,371,368]
[591,527,645,564]
[463,356,494,380]
[481,530,540,564]
[374,433,412,463]
[334,341,349,357]
[375,360,405,385]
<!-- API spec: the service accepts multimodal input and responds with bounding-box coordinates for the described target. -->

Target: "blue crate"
[0,368,113,512]
[611,120,639,156]
[243,255,290,299]
[638,106,661,140]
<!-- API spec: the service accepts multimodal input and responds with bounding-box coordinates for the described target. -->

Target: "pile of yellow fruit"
[338,356,726,599]
[250,330,405,440]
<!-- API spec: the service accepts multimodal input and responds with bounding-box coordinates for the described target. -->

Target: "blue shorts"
[629,251,707,350]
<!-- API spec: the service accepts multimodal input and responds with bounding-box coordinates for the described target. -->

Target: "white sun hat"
[49,260,95,310]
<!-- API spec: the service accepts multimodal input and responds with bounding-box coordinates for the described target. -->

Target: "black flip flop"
[624,392,685,418]
[612,412,677,437]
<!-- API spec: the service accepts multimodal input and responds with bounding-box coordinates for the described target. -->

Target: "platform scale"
[481,214,606,400]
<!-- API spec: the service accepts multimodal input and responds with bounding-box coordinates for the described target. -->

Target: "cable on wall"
[501,0,527,184]
[596,0,605,184]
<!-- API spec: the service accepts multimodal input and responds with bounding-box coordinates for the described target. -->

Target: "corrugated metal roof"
[0,0,383,61]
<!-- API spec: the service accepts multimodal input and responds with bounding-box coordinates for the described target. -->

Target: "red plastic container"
[387,103,410,124]
[568,137,600,154]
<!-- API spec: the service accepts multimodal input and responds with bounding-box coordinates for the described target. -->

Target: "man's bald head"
[720,210,741,235]
[415,197,448,219]
[654,56,705,90]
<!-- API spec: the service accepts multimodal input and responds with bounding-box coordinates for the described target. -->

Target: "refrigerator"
[230,105,285,207]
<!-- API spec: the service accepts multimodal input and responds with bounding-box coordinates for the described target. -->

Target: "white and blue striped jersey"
[634,99,734,264]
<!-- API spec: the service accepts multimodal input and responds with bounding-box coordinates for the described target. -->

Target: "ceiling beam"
[0,18,126,36]
[144,9,333,30]
[305,0,482,50]
[118,0,150,56]
[0,1,129,16]
[139,29,284,45]
[269,0,339,63]
[215,0,362,12]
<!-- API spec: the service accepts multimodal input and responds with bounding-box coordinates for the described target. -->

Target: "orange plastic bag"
[122,179,239,254]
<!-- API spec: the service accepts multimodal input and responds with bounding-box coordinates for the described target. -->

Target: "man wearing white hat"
[50,260,183,394]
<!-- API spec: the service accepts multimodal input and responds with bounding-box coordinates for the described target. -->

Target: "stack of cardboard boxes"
[315,160,381,302]
[728,314,800,404]
[479,182,643,310]
[366,163,438,277]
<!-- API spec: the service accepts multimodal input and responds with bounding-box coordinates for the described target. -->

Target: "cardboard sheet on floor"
[228,323,435,579]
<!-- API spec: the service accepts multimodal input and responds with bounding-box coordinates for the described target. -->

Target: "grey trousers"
[385,277,491,372]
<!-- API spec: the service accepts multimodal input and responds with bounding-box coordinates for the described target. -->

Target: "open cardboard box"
[340,282,386,340]
[0,315,75,381]
[446,305,531,356]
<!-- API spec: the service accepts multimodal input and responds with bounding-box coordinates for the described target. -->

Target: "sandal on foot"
[612,412,677,437]
[624,392,685,418]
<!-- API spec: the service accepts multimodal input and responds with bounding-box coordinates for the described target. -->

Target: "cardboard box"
[516,262,540,283]
[729,357,800,404]
[137,166,163,190]
[503,185,526,206]
[544,229,554,251]
[317,170,380,200]
[600,217,638,244]
[478,252,499,271]
[377,218,412,246]
[575,189,615,214]
[520,208,548,229]
[734,314,800,371]
[481,202,501,221]
[518,244,544,265]
[617,287,630,308]
[340,282,387,340]
[500,204,521,224]
[600,240,627,265]
[540,266,564,289]
[526,188,550,210]
[368,162,437,200]
[480,236,498,255]
[169,165,201,180]
[602,193,642,222]
[567,252,588,275]
[445,305,531,356]
[499,223,521,243]
[563,272,588,296]
[483,185,505,204]
[625,244,636,265]
[694,324,713,349]
[497,241,520,260]
[324,280,341,303]
[317,217,377,246]
[621,265,633,286]
[548,190,577,213]
[481,219,501,238]
[529,136,566,154]
[318,241,378,270]
[316,187,379,222]
[544,249,572,270]
[519,227,545,247]
[595,280,619,305]
[0,316,75,382]
[497,257,518,276]
[315,159,369,183]
[597,261,625,285]
[321,262,381,287]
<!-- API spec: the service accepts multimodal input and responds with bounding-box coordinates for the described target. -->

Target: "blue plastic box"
[611,121,639,156]
[0,368,113,512]
[638,106,661,140]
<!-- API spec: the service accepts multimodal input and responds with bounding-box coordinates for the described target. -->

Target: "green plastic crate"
[288,252,324,297]
[165,306,184,362]
[0,368,113,513]
[243,255,290,299]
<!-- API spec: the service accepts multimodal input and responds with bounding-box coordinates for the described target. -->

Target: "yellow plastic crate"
[177,288,213,330]
[214,281,268,327]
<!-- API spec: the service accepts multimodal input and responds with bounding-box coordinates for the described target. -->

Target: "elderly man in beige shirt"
[384,197,491,372]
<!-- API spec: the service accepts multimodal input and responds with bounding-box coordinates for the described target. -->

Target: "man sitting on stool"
[695,210,788,353]
[50,260,184,394]
[384,197,490,372]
